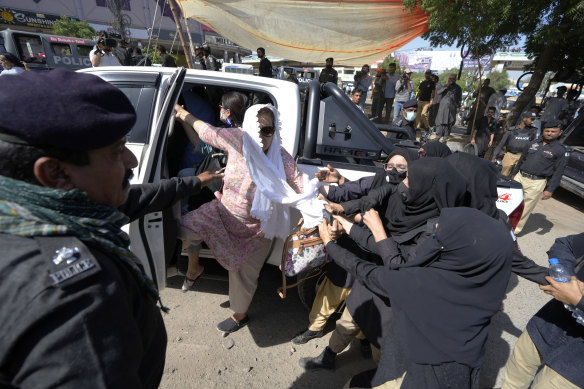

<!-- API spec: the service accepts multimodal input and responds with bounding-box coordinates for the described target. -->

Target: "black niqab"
[386,158,467,237]
[384,207,513,367]
[421,141,452,158]
[446,152,499,218]
[370,147,419,189]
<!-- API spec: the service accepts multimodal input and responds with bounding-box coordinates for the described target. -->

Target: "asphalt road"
[158,187,583,389]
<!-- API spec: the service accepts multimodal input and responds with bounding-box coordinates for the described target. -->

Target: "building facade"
[0,0,249,63]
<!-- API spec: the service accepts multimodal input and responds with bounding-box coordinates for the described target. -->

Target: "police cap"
[521,111,537,119]
[403,99,418,109]
[326,57,334,62]
[543,119,562,129]
[0,69,136,151]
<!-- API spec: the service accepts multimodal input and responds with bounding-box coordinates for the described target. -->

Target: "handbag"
[277,219,328,298]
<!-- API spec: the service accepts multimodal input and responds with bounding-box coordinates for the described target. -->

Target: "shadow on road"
[518,212,554,236]
[480,305,523,389]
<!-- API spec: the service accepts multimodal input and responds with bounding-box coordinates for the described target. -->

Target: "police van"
[0,28,94,71]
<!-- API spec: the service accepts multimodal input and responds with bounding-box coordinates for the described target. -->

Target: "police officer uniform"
[0,69,207,388]
[493,112,538,176]
[319,57,338,85]
[511,120,568,234]
[390,99,417,140]
[192,46,206,70]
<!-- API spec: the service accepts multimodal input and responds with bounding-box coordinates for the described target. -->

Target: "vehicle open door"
[126,67,187,290]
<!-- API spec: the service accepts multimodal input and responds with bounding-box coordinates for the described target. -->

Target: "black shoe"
[216,316,249,333]
[359,339,372,359]
[292,329,324,345]
[298,347,336,370]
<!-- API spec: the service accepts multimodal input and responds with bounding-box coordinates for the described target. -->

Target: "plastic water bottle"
[548,258,584,326]
[548,258,572,282]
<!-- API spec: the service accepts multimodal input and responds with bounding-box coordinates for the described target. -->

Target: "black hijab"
[370,147,419,189]
[421,141,452,158]
[446,152,499,219]
[386,158,467,238]
[384,207,513,367]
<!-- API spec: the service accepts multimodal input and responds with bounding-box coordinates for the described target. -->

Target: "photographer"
[90,37,121,67]
[393,68,413,121]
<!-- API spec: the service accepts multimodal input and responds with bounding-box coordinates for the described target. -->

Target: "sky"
[398,35,527,53]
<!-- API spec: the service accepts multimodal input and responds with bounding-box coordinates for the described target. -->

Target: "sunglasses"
[383,162,407,172]
[260,126,275,137]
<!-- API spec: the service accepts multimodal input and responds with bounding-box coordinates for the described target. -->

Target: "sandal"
[216,316,249,333]
[181,268,204,293]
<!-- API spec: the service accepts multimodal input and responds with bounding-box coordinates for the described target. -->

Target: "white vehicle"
[79,66,524,305]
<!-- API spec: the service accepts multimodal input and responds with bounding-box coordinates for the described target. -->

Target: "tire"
[297,268,326,311]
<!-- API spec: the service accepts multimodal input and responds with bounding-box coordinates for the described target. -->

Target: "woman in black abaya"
[333,158,468,350]
[321,205,513,388]
[446,151,548,284]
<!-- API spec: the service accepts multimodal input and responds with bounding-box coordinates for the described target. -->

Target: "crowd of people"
[0,57,581,389]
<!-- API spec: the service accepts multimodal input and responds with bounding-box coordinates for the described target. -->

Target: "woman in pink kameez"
[175,100,304,333]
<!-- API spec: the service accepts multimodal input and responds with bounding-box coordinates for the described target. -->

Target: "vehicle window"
[14,34,46,64]
[344,69,354,75]
[51,43,72,56]
[77,45,93,57]
[114,84,156,144]
[305,72,315,79]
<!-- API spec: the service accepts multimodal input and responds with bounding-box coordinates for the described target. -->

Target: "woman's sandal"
[181,268,204,293]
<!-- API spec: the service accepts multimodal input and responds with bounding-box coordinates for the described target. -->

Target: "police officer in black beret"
[390,98,418,140]
[319,57,338,85]
[511,119,568,234]
[0,69,221,388]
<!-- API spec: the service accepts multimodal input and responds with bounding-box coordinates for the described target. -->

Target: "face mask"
[397,181,411,203]
[220,111,233,127]
[386,169,407,184]
[405,111,417,122]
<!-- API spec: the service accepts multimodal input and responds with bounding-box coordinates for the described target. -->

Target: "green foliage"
[402,0,521,58]
[410,71,424,94]
[53,16,95,40]
[402,0,584,74]
[487,69,511,91]
[142,45,180,66]
[378,55,401,73]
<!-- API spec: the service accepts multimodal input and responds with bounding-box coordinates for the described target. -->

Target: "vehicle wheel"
[297,268,326,311]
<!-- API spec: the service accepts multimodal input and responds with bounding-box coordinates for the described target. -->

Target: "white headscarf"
[242,104,324,239]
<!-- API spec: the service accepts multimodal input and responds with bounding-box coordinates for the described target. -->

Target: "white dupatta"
[242,104,324,239]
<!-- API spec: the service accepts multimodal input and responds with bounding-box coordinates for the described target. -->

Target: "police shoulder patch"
[34,236,101,287]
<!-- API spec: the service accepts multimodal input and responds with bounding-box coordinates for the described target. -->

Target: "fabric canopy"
[178,0,428,66]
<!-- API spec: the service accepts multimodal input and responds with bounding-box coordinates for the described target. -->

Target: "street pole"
[167,0,193,69]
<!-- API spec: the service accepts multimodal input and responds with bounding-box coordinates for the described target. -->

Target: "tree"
[53,16,96,40]
[487,69,511,91]
[379,55,402,73]
[402,0,584,129]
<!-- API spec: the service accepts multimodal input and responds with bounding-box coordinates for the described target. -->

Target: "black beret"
[0,68,136,151]
[543,119,562,129]
[326,57,334,62]
[403,99,418,109]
